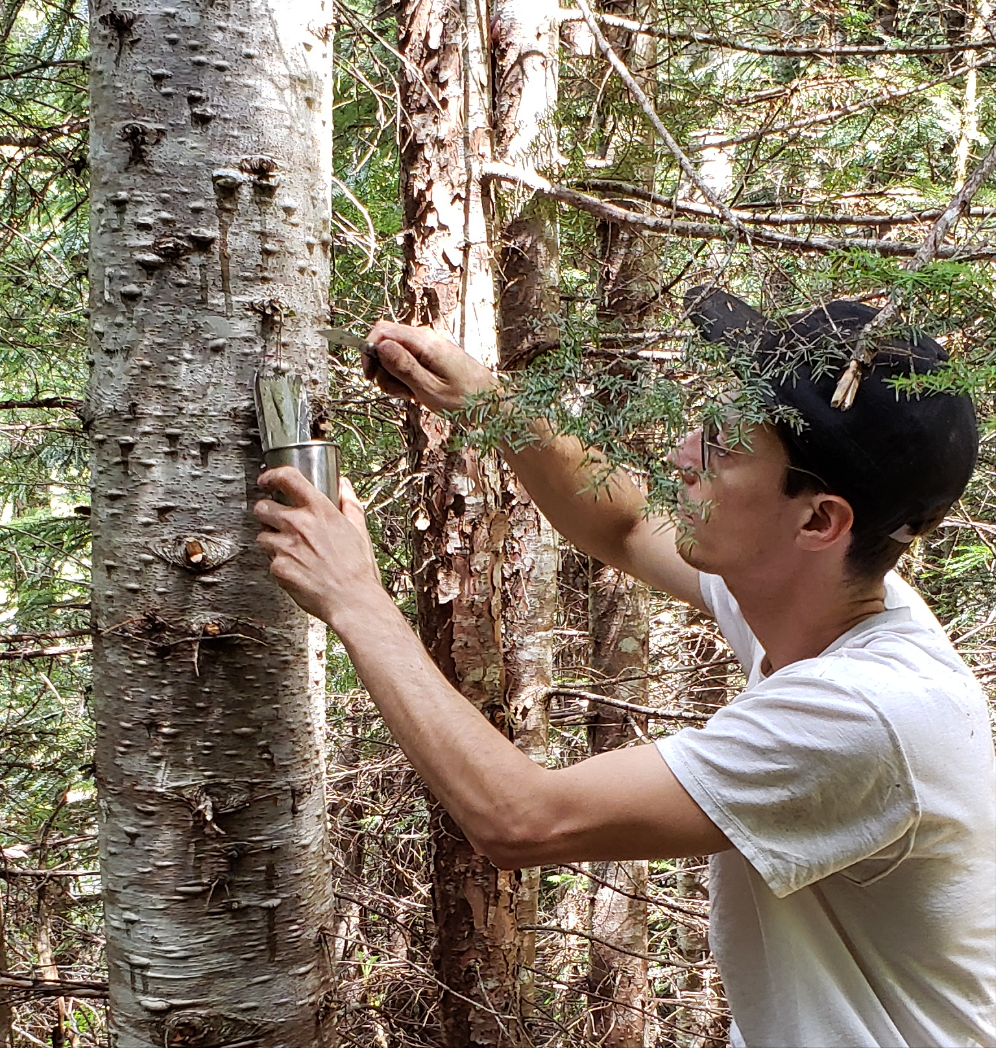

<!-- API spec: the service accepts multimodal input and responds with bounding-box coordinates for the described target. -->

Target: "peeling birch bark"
[491,0,561,1019]
[397,0,522,1042]
[88,3,336,1044]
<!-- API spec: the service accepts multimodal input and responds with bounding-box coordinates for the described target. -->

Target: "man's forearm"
[328,585,727,868]
[500,419,648,568]
[330,585,548,859]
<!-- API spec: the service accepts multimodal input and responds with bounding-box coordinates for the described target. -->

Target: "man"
[254,288,996,1048]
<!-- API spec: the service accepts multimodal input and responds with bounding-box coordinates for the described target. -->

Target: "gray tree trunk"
[88,3,336,1044]
[396,0,523,1042]
[491,0,561,1018]
[0,895,11,1047]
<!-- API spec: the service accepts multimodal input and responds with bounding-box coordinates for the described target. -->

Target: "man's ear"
[796,492,854,552]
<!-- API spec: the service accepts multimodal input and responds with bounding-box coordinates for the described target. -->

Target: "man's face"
[672,416,807,578]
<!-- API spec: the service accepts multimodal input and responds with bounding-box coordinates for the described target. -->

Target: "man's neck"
[724,565,888,674]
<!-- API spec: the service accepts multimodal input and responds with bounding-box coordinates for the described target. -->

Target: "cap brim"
[684,286,781,353]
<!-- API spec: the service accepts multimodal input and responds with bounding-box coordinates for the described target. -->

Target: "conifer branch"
[833,143,996,409]
[573,0,748,237]
[482,164,996,259]
[558,11,996,58]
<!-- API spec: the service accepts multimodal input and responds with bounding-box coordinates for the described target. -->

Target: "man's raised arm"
[365,321,706,611]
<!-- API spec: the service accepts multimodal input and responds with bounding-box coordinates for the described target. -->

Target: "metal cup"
[262,441,341,506]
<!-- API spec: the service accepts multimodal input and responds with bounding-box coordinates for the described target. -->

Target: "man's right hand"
[364,321,499,415]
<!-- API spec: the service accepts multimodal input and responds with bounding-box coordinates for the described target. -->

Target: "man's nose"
[671,429,703,480]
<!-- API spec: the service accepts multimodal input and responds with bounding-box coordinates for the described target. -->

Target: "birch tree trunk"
[88,3,336,1044]
[583,13,656,1040]
[396,1,522,1043]
[491,0,561,1018]
[953,0,992,189]
[587,563,650,1048]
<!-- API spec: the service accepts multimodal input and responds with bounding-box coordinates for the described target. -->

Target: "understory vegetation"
[1,0,994,1043]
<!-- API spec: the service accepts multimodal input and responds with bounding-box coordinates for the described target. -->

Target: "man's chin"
[675,528,711,573]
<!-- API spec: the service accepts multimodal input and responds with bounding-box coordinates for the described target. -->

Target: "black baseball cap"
[684,286,979,542]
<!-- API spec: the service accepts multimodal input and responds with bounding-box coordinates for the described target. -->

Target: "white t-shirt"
[657,571,996,1048]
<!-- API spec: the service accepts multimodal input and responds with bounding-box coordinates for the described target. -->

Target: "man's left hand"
[254,468,381,626]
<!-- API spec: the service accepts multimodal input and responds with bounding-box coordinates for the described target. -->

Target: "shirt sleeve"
[657,673,920,897]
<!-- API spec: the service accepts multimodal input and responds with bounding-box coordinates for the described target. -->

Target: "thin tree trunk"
[88,3,336,1044]
[953,0,991,188]
[672,616,729,1048]
[583,14,656,1040]
[587,563,650,1048]
[492,0,561,1018]
[396,0,522,1043]
[0,893,12,1048]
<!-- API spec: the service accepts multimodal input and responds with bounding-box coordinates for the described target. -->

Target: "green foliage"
[1,0,995,1040]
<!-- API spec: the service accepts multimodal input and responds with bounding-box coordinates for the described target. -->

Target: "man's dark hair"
[778,425,910,582]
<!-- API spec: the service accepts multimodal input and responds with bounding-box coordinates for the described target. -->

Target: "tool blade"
[317,327,369,350]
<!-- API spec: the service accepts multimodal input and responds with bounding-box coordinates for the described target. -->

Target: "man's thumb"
[338,476,368,529]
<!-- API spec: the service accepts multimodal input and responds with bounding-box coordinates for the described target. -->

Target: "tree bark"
[587,562,650,1048]
[491,0,561,1019]
[396,0,522,1043]
[672,615,729,1048]
[0,893,12,1048]
[88,3,336,1045]
[584,14,655,1041]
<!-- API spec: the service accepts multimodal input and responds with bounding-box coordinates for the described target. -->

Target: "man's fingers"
[255,529,280,558]
[374,338,439,390]
[257,465,322,508]
[373,366,416,400]
[368,320,438,361]
[253,497,287,530]
[339,477,380,573]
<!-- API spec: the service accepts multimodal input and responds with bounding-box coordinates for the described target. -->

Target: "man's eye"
[706,424,730,455]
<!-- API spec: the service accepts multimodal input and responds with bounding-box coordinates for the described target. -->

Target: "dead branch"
[1,629,91,644]
[523,924,706,968]
[579,180,996,227]
[0,119,88,148]
[558,11,996,57]
[834,142,996,407]
[557,861,711,921]
[482,164,996,259]
[0,974,107,1003]
[573,0,748,235]
[0,398,83,412]
[548,687,710,721]
[0,869,93,880]
[692,58,996,151]
[0,60,86,84]
[0,645,91,662]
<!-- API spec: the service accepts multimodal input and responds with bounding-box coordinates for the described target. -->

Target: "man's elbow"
[471,828,545,872]
[466,803,556,871]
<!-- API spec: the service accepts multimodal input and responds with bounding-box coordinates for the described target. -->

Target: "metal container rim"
[263,441,340,452]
